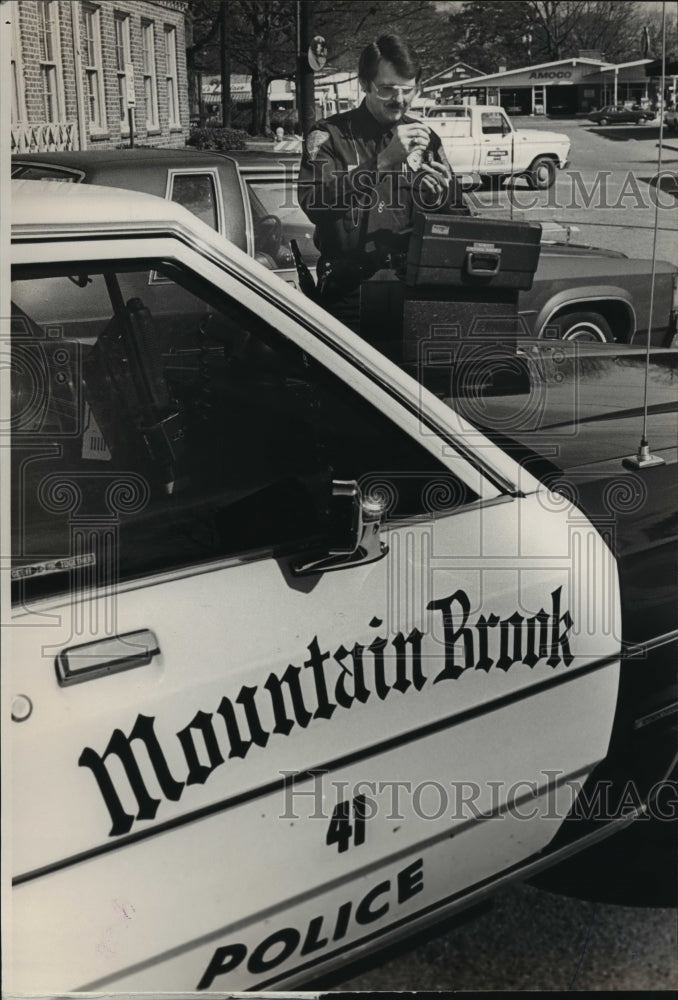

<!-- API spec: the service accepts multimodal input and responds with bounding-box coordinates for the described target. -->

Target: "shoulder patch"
[306,128,330,161]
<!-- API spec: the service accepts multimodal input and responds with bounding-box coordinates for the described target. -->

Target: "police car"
[6,181,676,993]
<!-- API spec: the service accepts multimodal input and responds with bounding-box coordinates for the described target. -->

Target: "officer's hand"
[413,161,452,209]
[378,123,432,169]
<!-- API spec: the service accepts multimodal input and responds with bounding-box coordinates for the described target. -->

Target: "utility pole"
[220,0,231,128]
[296,1,315,137]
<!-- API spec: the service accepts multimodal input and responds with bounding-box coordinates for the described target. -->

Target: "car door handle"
[55,629,160,686]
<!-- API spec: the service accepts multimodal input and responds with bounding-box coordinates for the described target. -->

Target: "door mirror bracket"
[292,480,388,575]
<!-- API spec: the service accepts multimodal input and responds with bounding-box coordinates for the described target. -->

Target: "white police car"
[6,181,676,993]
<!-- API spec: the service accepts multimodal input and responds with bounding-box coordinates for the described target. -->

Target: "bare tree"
[185,0,296,135]
[526,1,645,63]
[312,0,452,79]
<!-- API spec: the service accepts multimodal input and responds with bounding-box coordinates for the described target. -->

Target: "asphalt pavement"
[468,115,678,268]
[325,881,678,991]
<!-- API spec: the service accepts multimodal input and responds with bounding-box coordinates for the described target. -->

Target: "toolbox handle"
[466,248,501,277]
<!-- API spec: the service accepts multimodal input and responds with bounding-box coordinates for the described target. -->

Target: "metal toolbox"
[405,214,542,290]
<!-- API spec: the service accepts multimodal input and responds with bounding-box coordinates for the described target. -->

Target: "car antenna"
[623,0,668,471]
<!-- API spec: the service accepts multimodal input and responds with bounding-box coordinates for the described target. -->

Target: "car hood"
[514,128,570,146]
[462,348,678,643]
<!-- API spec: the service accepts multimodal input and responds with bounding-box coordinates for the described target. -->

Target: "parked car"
[588,104,656,125]
[11,148,678,346]
[6,180,677,993]
[664,104,678,131]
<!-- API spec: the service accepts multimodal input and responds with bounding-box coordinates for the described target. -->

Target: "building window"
[164,25,180,127]
[83,5,107,132]
[38,0,64,122]
[11,4,27,123]
[115,12,132,131]
[142,20,159,130]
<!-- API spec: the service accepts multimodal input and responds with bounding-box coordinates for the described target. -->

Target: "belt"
[318,250,407,295]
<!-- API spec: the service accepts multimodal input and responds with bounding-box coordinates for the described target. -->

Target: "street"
[320,881,678,991]
[467,115,678,267]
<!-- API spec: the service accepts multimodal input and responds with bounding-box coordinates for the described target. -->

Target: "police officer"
[297,33,467,329]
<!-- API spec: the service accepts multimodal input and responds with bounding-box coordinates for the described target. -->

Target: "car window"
[481,112,508,135]
[11,261,477,603]
[11,164,82,181]
[427,108,466,119]
[245,177,319,270]
[168,172,219,230]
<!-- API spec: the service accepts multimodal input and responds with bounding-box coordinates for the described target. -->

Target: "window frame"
[83,4,107,134]
[165,168,224,233]
[141,19,159,131]
[114,11,132,134]
[37,0,66,123]
[164,25,180,128]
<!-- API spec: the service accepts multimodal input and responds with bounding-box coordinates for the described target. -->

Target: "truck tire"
[551,311,613,343]
[526,157,556,190]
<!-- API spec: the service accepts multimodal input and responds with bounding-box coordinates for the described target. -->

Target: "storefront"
[422,57,618,115]
[584,59,665,108]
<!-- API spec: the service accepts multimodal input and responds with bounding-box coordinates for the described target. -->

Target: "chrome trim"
[235,165,256,258]
[538,294,636,340]
[633,701,678,731]
[623,628,678,657]
[55,629,160,686]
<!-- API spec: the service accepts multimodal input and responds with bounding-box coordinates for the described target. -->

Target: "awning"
[645,58,678,76]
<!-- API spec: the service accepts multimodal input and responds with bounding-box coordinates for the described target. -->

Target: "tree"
[444,0,657,71]
[185,0,224,121]
[445,1,533,74]
[186,0,297,135]
[312,0,454,81]
[525,1,645,64]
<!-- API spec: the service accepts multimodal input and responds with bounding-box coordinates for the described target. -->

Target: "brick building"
[10,0,189,152]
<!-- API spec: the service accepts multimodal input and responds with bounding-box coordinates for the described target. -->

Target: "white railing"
[11,121,77,153]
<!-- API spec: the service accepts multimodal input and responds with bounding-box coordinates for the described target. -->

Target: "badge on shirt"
[306,129,330,160]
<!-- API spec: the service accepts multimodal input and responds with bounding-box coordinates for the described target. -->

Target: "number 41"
[326,794,369,853]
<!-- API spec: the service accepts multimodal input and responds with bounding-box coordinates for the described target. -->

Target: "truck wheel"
[526,157,556,190]
[553,311,613,343]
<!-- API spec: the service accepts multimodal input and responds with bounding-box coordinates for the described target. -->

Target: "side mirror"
[293,479,388,575]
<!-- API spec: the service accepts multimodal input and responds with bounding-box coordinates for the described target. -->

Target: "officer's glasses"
[371,83,419,101]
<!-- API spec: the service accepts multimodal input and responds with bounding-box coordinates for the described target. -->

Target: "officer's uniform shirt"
[298,99,465,264]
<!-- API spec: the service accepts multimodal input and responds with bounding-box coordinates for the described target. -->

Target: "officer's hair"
[358,34,422,85]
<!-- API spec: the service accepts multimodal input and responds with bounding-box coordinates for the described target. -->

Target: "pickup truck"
[11,149,677,347]
[423,104,571,190]
[7,178,677,993]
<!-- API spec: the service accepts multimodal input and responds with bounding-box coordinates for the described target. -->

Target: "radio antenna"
[623,1,668,470]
